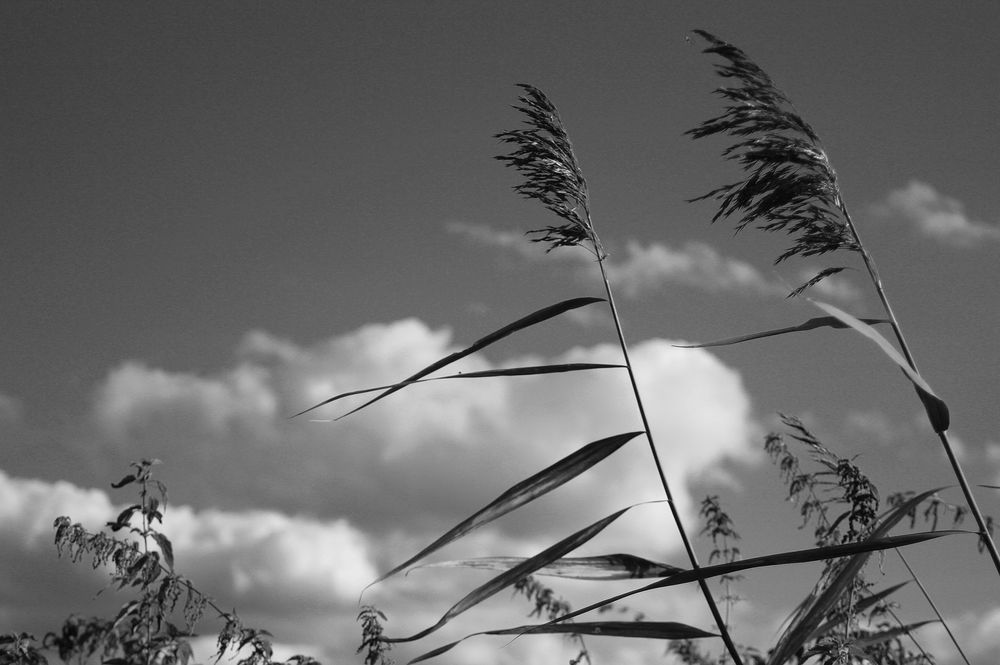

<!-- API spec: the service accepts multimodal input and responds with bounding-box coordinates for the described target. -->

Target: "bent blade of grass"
[415,553,683,579]
[535,529,961,630]
[854,620,939,650]
[673,315,890,349]
[809,581,909,640]
[810,299,949,432]
[408,621,715,664]
[367,431,642,589]
[769,487,949,665]
[383,502,654,644]
[290,363,623,419]
[292,296,605,419]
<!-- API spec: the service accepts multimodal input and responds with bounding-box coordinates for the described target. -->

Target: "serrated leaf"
[408,621,715,664]
[152,532,175,572]
[384,503,652,644]
[416,553,682,580]
[673,315,889,349]
[368,431,641,589]
[292,297,605,419]
[810,299,949,432]
[110,474,136,489]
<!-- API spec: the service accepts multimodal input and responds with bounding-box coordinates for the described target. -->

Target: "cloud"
[448,222,790,298]
[871,181,1000,246]
[7,317,760,662]
[605,241,784,298]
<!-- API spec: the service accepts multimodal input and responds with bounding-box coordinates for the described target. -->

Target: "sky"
[2,2,999,664]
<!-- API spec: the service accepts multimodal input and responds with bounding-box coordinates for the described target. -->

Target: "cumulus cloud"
[448,222,790,298]
[871,181,1000,246]
[7,317,760,662]
[605,241,783,298]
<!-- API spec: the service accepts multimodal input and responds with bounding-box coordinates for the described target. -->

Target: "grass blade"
[854,620,938,650]
[292,297,605,419]
[535,529,962,630]
[769,488,949,665]
[367,431,642,588]
[384,503,652,644]
[810,299,949,432]
[415,553,683,580]
[291,363,623,419]
[408,621,715,664]
[673,315,890,349]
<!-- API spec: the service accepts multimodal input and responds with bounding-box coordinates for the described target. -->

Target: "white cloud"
[7,317,761,663]
[605,241,784,298]
[448,222,788,298]
[871,181,1000,246]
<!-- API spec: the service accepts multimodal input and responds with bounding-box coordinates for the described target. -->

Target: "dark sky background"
[2,3,999,664]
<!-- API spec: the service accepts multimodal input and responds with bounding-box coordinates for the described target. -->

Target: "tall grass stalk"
[496,83,745,665]
[686,30,1000,576]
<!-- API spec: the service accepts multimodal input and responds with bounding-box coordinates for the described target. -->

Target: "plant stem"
[895,550,971,665]
[838,201,1000,576]
[596,255,745,665]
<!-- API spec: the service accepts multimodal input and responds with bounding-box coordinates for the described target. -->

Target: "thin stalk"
[895,550,971,665]
[838,201,1000,575]
[595,253,745,665]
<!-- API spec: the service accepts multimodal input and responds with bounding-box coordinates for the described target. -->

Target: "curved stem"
[596,255,745,665]
[839,202,1000,576]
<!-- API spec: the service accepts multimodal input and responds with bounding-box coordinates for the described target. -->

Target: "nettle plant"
[6,30,996,665]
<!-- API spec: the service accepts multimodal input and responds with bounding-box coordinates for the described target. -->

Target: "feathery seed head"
[688,31,860,294]
[495,84,600,256]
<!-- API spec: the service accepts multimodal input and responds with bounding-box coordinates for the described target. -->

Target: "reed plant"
[8,29,996,665]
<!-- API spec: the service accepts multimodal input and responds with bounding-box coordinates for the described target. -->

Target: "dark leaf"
[674,315,889,349]
[292,297,605,419]
[384,504,651,644]
[368,431,641,588]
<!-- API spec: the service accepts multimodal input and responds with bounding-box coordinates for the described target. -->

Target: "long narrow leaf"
[415,553,683,580]
[367,431,642,589]
[409,621,715,664]
[809,581,909,641]
[769,488,949,665]
[810,299,949,432]
[535,529,963,630]
[854,620,938,649]
[292,297,604,419]
[673,315,889,349]
[292,363,623,419]
[384,503,653,644]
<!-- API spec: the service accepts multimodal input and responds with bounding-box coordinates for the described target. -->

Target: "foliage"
[9,27,998,665]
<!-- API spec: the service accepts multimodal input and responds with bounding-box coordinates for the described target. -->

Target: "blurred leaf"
[810,300,949,432]
[809,581,909,641]
[292,297,605,418]
[769,487,948,665]
[152,532,175,572]
[854,620,938,649]
[674,315,889,349]
[368,431,641,589]
[416,553,682,580]
[385,503,651,644]
[110,474,136,489]
[409,621,715,664]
